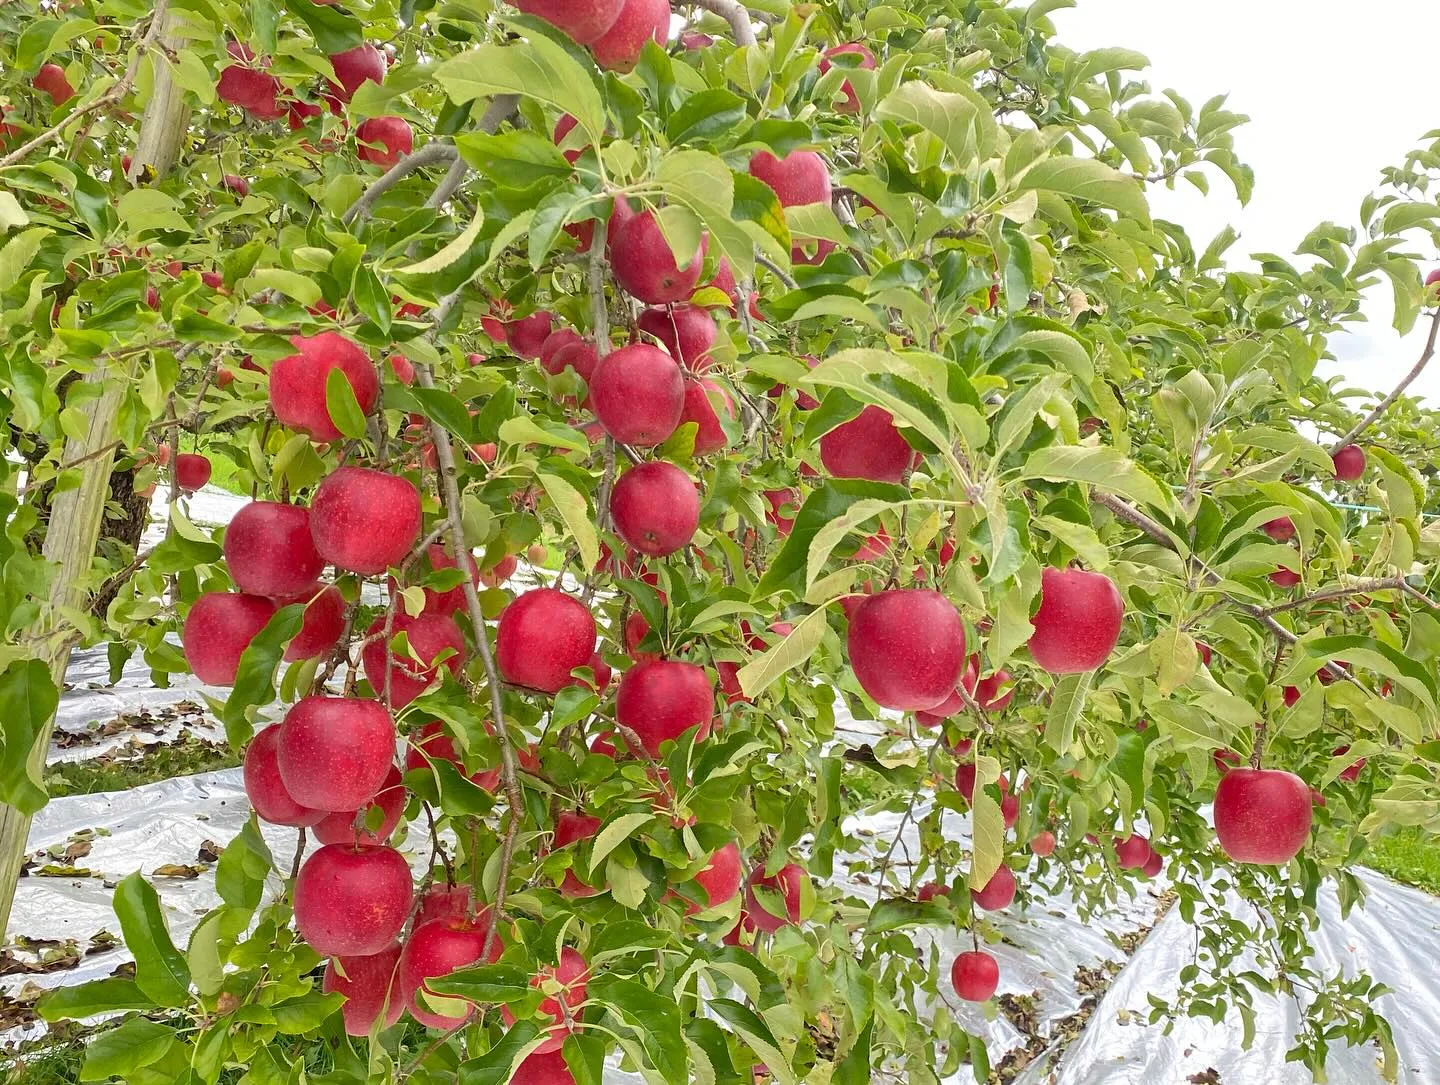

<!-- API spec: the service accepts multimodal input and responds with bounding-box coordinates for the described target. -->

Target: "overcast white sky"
[1050,0,1440,403]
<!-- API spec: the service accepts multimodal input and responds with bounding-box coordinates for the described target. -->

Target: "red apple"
[1113,833,1151,870]
[328,43,386,102]
[175,453,211,493]
[310,466,422,575]
[398,913,503,1028]
[284,583,347,661]
[512,1049,577,1085]
[589,343,684,446]
[609,461,700,557]
[748,150,832,208]
[33,63,76,105]
[553,811,602,897]
[847,590,966,710]
[410,544,479,616]
[294,843,412,956]
[182,592,276,686]
[1334,745,1367,782]
[1270,567,1301,588]
[217,43,284,119]
[637,305,717,370]
[615,658,714,756]
[313,765,406,846]
[538,328,584,375]
[323,942,404,1036]
[743,862,806,932]
[243,725,325,827]
[496,588,597,693]
[1027,567,1124,674]
[951,950,999,1002]
[1214,768,1312,865]
[505,312,555,360]
[516,0,624,43]
[589,0,669,72]
[1029,831,1056,857]
[1282,685,1301,707]
[415,884,472,928]
[975,670,1015,713]
[971,865,1016,911]
[362,612,467,708]
[609,209,703,304]
[686,842,743,912]
[1141,850,1164,878]
[501,947,587,1052]
[221,174,248,197]
[356,116,413,168]
[1261,517,1296,542]
[1331,444,1366,482]
[819,406,912,483]
[819,43,877,114]
[224,501,326,598]
[678,379,734,455]
[275,695,395,812]
[269,332,378,442]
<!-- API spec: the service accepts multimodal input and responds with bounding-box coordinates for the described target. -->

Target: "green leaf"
[1150,626,1198,695]
[0,658,58,814]
[324,367,369,440]
[589,976,688,1083]
[1305,636,1439,711]
[874,81,996,170]
[709,998,797,1085]
[216,816,272,913]
[187,910,227,998]
[968,755,1004,891]
[804,498,894,593]
[396,208,487,277]
[456,130,572,190]
[114,872,190,1007]
[436,37,605,148]
[588,812,656,876]
[428,963,533,1003]
[666,88,748,145]
[38,978,154,1022]
[221,605,305,747]
[736,608,828,699]
[79,1016,175,1081]
[289,0,363,53]
[243,268,322,307]
[271,991,345,1033]
[456,1023,545,1085]
[1043,670,1091,753]
[1019,444,1174,515]
[498,415,589,452]
[1015,156,1150,225]
[866,898,954,933]
[537,472,598,573]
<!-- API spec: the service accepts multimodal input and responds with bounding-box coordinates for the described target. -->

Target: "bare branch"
[343,143,459,225]
[1256,577,1407,616]
[1331,306,1440,452]
[755,251,798,290]
[677,0,757,46]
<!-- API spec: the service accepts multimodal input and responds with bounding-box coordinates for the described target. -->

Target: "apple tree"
[3,0,1440,1082]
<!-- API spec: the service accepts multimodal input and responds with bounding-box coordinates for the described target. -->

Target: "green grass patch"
[1365,828,1440,896]
[43,733,239,799]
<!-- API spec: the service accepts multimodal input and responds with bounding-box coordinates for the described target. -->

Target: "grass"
[43,732,239,799]
[2,1040,85,1085]
[1364,828,1440,896]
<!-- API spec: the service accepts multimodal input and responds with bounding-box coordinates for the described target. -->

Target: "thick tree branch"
[1331,306,1440,452]
[677,0,757,46]
[343,143,459,225]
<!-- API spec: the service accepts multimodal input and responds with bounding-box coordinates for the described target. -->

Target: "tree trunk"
[0,4,188,938]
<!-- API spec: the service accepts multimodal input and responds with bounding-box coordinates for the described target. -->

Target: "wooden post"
[0,4,188,937]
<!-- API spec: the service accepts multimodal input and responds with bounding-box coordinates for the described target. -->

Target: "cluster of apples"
[516,0,671,73]
[217,39,411,168]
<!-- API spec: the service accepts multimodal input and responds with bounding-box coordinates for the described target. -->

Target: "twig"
[417,358,520,959]
[1330,307,1440,451]
[754,252,798,290]
[1401,580,1440,613]
[1256,577,1407,616]
[342,143,459,225]
[288,828,306,884]
[677,0,757,46]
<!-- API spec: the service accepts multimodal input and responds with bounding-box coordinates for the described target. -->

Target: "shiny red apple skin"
[615,659,715,756]
[269,332,378,442]
[243,724,325,827]
[361,612,467,709]
[951,950,999,1002]
[310,466,422,575]
[275,695,395,812]
[294,843,412,956]
[1214,768,1313,865]
[496,589,597,693]
[609,461,700,557]
[224,501,326,599]
[743,862,806,933]
[819,406,912,483]
[183,592,277,686]
[1027,567,1124,674]
[323,941,404,1036]
[847,590,966,711]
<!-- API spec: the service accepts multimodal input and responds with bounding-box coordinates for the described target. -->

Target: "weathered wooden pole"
[0,3,190,936]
